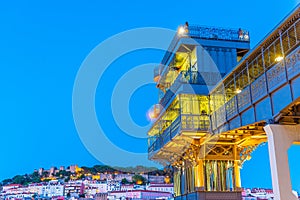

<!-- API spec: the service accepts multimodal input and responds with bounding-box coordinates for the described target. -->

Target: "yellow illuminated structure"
[75,165,83,173]
[148,6,300,200]
[92,175,101,180]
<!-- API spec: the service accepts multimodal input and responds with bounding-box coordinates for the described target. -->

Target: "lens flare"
[146,104,162,121]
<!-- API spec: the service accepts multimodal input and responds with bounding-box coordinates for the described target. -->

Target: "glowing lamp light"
[177,26,187,35]
[246,155,252,161]
[275,56,284,62]
[236,89,242,94]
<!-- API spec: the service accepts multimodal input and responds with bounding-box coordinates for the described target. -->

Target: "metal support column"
[264,124,300,200]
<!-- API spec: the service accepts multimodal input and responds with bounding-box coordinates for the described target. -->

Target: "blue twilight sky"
[0,0,299,190]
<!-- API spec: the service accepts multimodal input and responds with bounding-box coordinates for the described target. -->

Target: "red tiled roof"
[4,184,21,187]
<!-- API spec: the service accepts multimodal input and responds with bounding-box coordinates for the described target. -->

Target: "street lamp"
[177,26,186,35]
[177,22,189,36]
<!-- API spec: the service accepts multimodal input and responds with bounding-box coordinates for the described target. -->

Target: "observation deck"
[147,5,300,199]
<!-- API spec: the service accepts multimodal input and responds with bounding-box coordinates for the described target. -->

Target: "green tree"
[31,172,41,183]
[79,174,85,180]
[12,175,26,185]
[42,171,49,178]
[93,165,115,173]
[80,166,90,174]
[64,177,70,182]
[132,174,147,185]
[121,178,129,184]
[1,179,12,185]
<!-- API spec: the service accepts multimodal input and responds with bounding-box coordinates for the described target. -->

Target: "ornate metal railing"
[209,17,300,133]
[188,25,250,42]
[148,114,209,153]
[210,45,300,133]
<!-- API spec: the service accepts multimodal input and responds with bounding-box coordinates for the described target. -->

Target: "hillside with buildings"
[0,164,290,200]
[0,165,175,199]
[0,165,172,186]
